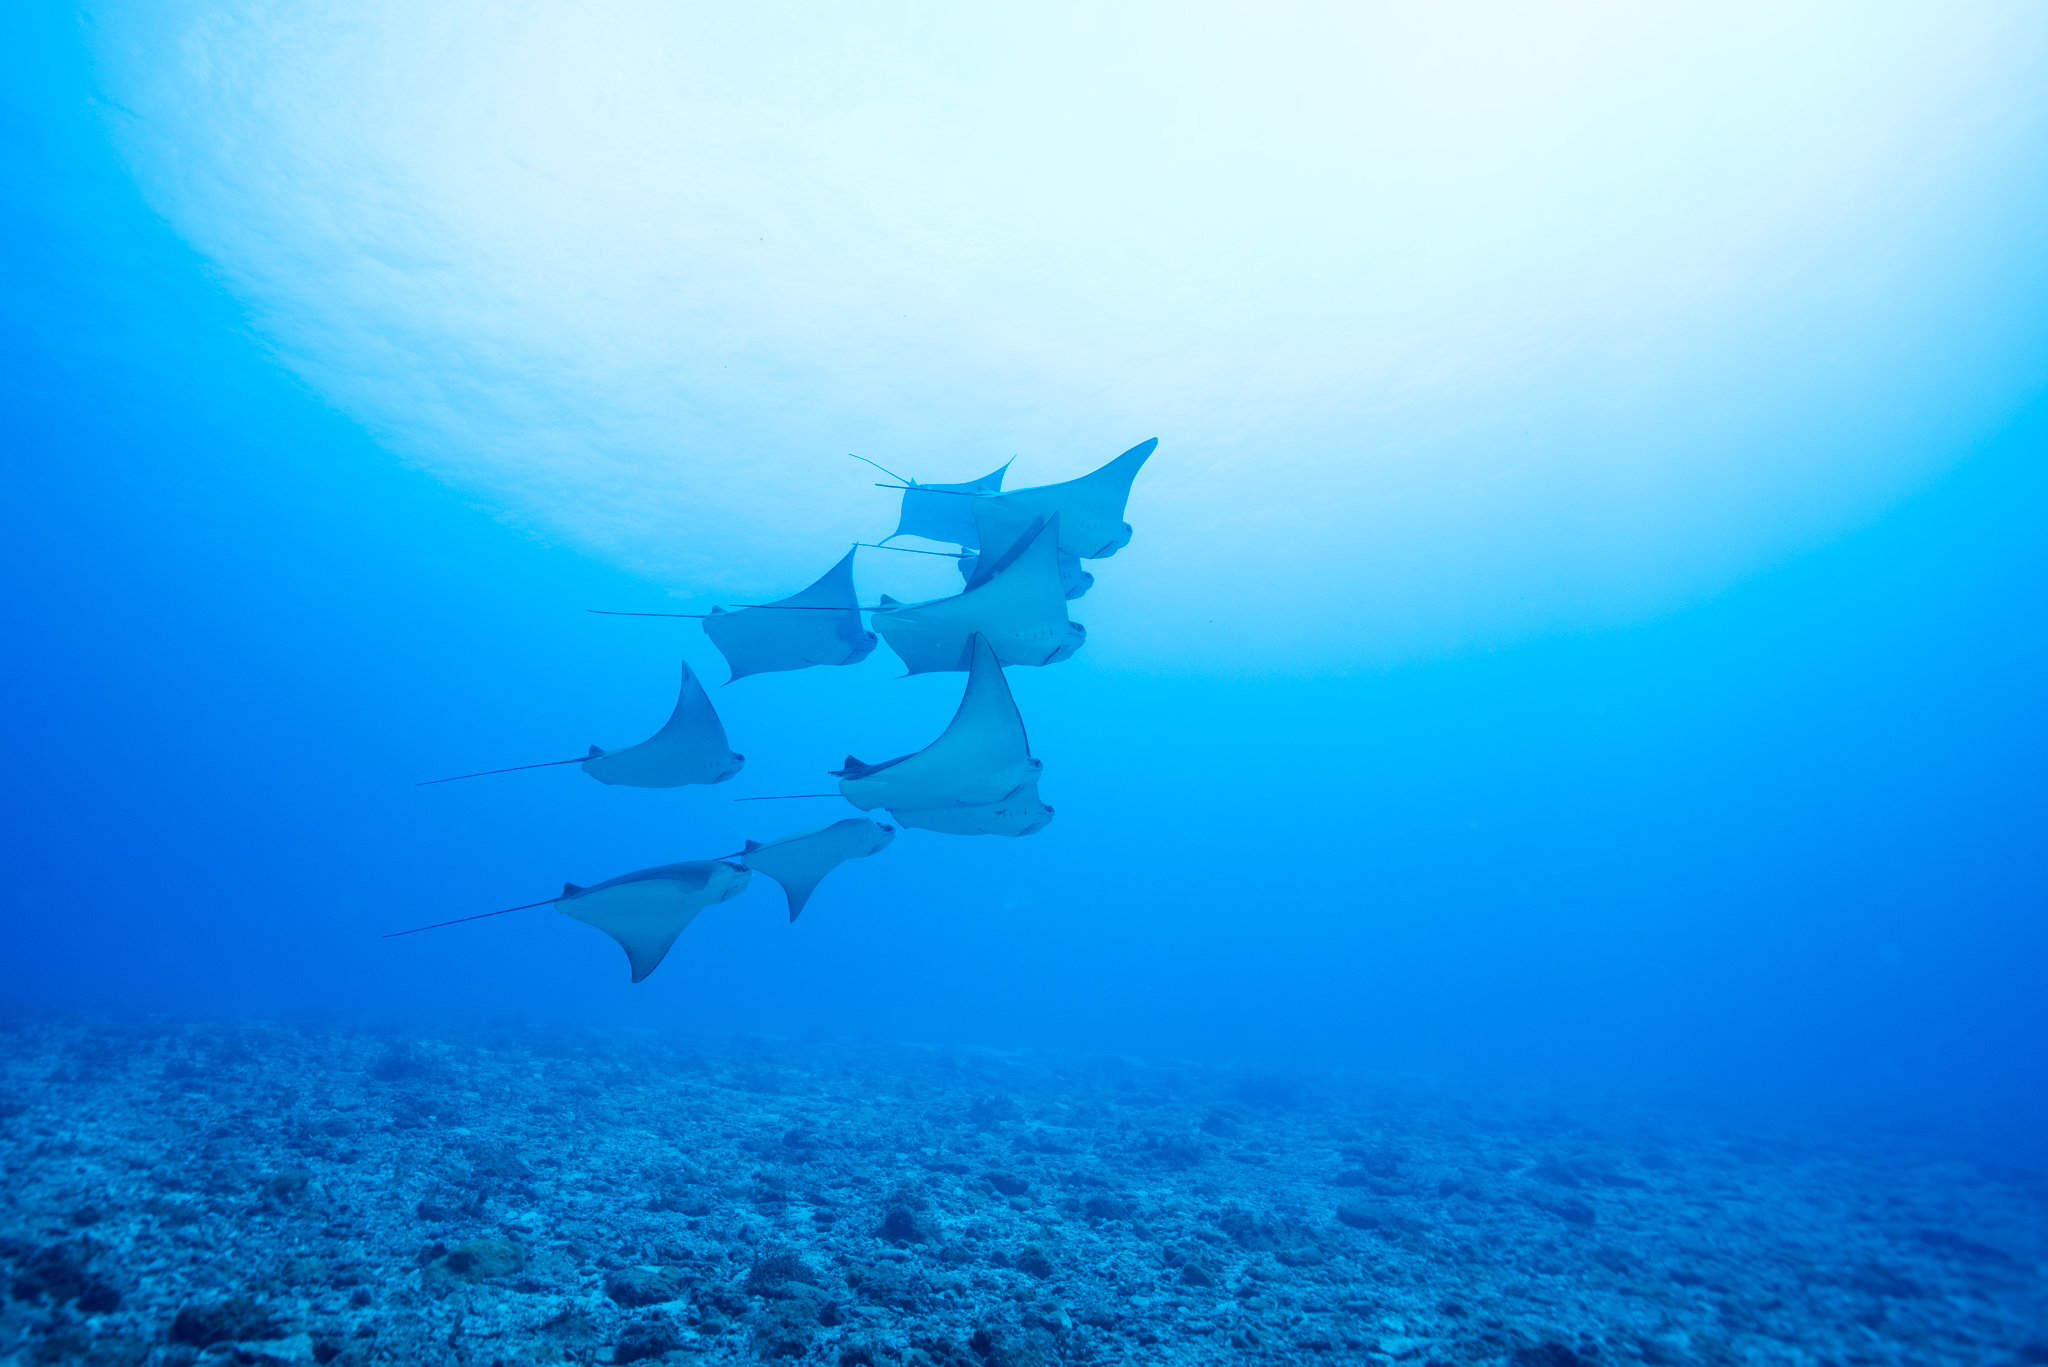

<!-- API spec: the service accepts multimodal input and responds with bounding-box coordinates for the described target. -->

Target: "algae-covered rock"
[8,1239,121,1313]
[604,1265,685,1307]
[1012,1246,1055,1279]
[423,1238,522,1285]
[875,1205,929,1243]
[613,1313,683,1363]
[744,1248,816,1297]
[168,1298,281,1347]
[236,1332,317,1365]
[752,1283,834,1359]
[262,1169,311,1202]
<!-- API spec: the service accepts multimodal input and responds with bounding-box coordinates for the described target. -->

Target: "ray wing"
[972,438,1156,561]
[884,460,1011,548]
[581,660,745,787]
[702,548,877,682]
[837,635,1040,813]
[555,860,752,982]
[742,818,895,920]
[871,517,1084,674]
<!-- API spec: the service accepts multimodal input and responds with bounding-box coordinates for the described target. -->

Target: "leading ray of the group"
[587,438,1155,674]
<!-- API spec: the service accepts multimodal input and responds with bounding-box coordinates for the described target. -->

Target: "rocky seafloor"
[0,1013,2042,1367]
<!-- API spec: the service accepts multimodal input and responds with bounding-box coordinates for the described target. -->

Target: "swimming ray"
[416,659,742,789]
[700,548,877,683]
[382,858,751,983]
[832,634,1053,837]
[955,545,1094,600]
[870,516,1084,674]
[877,458,1011,549]
[581,659,745,787]
[971,438,1156,562]
[741,818,895,920]
[555,860,753,982]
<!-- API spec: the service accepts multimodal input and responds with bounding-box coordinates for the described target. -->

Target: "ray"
[832,633,1053,837]
[416,660,740,789]
[740,818,895,920]
[381,849,753,942]
[953,545,1094,600]
[580,658,746,788]
[878,458,1012,549]
[972,437,1156,562]
[870,516,1084,673]
[554,859,754,982]
[700,548,877,683]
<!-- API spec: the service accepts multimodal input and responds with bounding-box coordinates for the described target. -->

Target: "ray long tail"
[381,899,556,937]
[415,756,587,786]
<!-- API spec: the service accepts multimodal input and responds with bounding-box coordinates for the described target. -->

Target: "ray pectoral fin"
[556,880,702,984]
[703,550,874,680]
[581,660,739,788]
[744,818,894,922]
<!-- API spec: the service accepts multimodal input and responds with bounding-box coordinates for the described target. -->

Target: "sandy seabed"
[0,1011,2041,1367]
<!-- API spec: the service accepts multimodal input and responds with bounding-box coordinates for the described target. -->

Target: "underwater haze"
[3,4,2047,1365]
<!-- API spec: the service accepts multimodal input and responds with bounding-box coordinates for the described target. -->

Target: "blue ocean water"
[3,7,2046,1365]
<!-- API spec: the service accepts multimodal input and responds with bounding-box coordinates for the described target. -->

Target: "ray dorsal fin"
[562,882,586,897]
[832,753,913,780]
